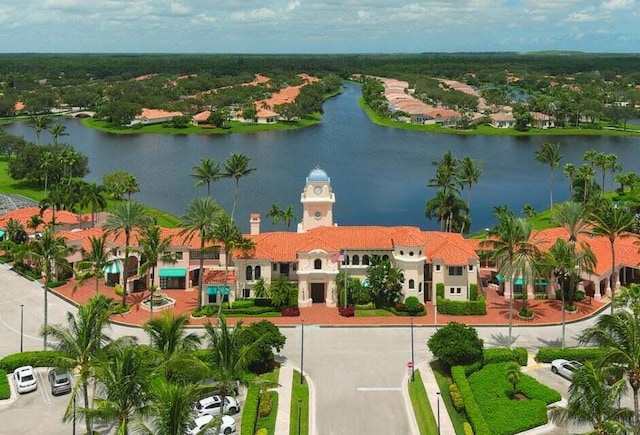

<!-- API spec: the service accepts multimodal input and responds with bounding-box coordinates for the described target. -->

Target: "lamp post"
[300,319,305,385]
[297,398,302,435]
[436,392,441,435]
[20,304,24,353]
[410,316,415,382]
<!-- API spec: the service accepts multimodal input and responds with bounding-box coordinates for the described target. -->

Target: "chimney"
[250,213,261,235]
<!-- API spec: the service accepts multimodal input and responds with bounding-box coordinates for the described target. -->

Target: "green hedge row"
[388,306,427,317]
[240,383,260,434]
[194,305,279,317]
[0,369,9,400]
[0,350,64,372]
[437,295,487,315]
[535,347,608,363]
[451,366,491,435]
[484,348,528,367]
[355,302,376,310]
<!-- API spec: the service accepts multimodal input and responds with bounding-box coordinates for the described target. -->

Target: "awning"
[103,262,121,274]
[159,268,186,278]
[496,274,548,286]
[206,285,230,295]
[0,229,5,238]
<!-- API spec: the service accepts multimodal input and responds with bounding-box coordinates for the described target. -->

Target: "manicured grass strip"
[255,391,278,434]
[289,370,309,435]
[408,370,438,435]
[430,361,469,435]
[355,309,393,317]
[0,369,10,400]
[241,366,280,435]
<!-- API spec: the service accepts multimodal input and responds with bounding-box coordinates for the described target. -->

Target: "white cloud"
[171,2,192,16]
[287,1,301,11]
[230,8,278,22]
[602,0,635,10]
[566,11,599,22]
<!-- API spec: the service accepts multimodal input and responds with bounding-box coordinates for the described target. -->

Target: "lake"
[4,82,640,233]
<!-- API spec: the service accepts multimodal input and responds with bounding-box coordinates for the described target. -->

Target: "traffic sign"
[407,361,414,369]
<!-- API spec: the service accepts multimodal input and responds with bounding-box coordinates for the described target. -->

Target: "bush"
[111,303,131,315]
[535,347,608,363]
[46,280,67,288]
[389,305,426,317]
[0,350,64,372]
[231,299,256,309]
[114,284,124,296]
[451,366,491,435]
[436,295,487,315]
[436,283,445,299]
[258,391,273,417]
[449,383,465,412]
[404,296,421,314]
[0,369,10,400]
[518,308,534,318]
[281,307,300,317]
[395,303,407,312]
[484,348,528,366]
[574,291,585,301]
[289,288,299,308]
[338,307,355,317]
[428,322,484,367]
[534,294,548,300]
[463,422,474,435]
[469,284,478,301]
[255,429,268,435]
[254,298,273,307]
[355,302,375,310]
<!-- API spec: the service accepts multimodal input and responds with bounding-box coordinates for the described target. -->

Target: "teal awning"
[496,273,504,282]
[206,285,230,295]
[103,262,120,274]
[496,274,547,286]
[0,229,5,238]
[159,268,186,278]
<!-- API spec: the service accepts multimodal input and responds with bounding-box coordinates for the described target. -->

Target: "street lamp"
[20,304,24,353]
[436,392,441,435]
[300,319,305,385]
[410,316,415,382]
[73,394,77,435]
[297,398,302,435]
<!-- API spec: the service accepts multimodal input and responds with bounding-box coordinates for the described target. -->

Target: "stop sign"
[407,361,414,369]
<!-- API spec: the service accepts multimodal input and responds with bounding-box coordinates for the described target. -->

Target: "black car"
[48,369,72,395]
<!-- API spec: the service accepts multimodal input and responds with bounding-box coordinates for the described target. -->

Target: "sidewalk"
[274,362,294,435]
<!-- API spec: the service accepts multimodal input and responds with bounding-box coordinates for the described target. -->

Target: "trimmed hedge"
[193,305,279,317]
[535,347,608,363]
[469,284,478,301]
[463,422,474,435]
[230,299,256,309]
[0,350,64,372]
[389,305,427,317]
[437,295,487,315]
[451,366,491,435]
[0,369,9,400]
[355,302,375,310]
[449,383,464,412]
[436,283,445,299]
[484,348,528,367]
[258,390,273,417]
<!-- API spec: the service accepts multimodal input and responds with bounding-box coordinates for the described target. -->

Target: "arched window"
[245,266,253,280]
[408,279,415,289]
[344,255,350,265]
[419,282,423,293]
[314,259,322,270]
[255,265,261,279]
[363,255,370,265]
[352,255,360,265]
[382,255,389,261]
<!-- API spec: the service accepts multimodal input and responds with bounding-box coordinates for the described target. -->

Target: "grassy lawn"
[430,361,468,435]
[355,309,393,317]
[241,365,280,435]
[408,370,439,435]
[289,370,309,435]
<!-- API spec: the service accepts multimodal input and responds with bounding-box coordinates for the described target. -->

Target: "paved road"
[0,267,607,435]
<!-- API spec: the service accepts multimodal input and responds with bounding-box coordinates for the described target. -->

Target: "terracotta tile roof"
[56,228,106,251]
[137,108,183,120]
[256,108,278,118]
[133,74,157,81]
[0,207,87,231]
[426,108,461,118]
[14,101,25,111]
[202,269,236,284]
[193,111,211,122]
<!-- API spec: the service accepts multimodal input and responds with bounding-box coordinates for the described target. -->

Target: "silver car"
[48,369,72,395]
[551,359,583,380]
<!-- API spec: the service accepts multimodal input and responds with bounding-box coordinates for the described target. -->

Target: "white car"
[185,414,236,435]
[551,359,583,380]
[194,395,240,416]
[13,366,37,394]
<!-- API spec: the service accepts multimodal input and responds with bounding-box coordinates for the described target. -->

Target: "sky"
[0,0,639,53]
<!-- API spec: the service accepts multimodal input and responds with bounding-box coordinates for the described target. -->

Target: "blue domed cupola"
[307,167,330,183]
[299,166,336,232]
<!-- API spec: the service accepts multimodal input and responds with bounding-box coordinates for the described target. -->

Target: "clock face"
[314,186,322,195]
[314,211,322,219]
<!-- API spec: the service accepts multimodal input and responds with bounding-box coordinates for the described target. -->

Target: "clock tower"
[299,167,335,232]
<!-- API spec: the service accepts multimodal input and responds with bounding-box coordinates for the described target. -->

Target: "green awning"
[496,275,547,286]
[159,268,186,278]
[0,229,5,238]
[103,262,120,274]
[206,285,230,295]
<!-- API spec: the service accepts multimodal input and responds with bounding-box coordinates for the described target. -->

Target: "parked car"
[13,366,37,394]
[195,395,240,416]
[551,359,583,380]
[48,368,72,395]
[185,414,236,435]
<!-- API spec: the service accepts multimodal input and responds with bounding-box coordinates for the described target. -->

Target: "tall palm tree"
[223,153,256,221]
[179,197,225,310]
[103,201,151,307]
[457,156,483,210]
[138,226,175,294]
[579,310,640,432]
[266,202,282,226]
[81,182,107,228]
[76,234,112,295]
[606,153,622,192]
[86,345,153,435]
[588,199,634,313]
[425,190,469,233]
[143,312,202,381]
[26,214,44,233]
[20,227,74,349]
[535,142,562,210]
[191,158,222,196]
[281,205,297,229]
[122,174,140,201]
[31,115,50,144]
[40,150,55,199]
[563,163,576,200]
[576,164,596,207]
[549,361,634,434]
[49,123,68,146]
[42,294,121,435]
[594,152,609,192]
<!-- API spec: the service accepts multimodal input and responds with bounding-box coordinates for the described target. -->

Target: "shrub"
[436,295,487,315]
[389,305,426,317]
[428,322,484,367]
[46,279,67,288]
[535,347,608,363]
[574,291,585,301]
[254,298,273,307]
[0,369,10,400]
[338,307,355,317]
[230,299,256,309]
[463,422,474,435]
[258,391,273,417]
[0,350,64,372]
[222,301,230,309]
[484,348,528,366]
[436,283,445,299]
[518,308,534,318]
[255,429,268,435]
[534,294,548,300]
[355,302,375,310]
[449,383,465,412]
[114,284,124,296]
[395,303,407,312]
[451,366,491,435]
[469,284,478,301]
[289,288,299,308]
[281,307,300,317]
[404,296,421,314]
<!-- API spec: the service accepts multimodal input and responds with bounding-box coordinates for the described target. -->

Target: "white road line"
[37,370,51,405]
[356,387,402,392]
[0,313,41,342]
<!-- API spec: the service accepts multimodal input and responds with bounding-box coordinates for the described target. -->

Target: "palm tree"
[578,311,640,433]
[588,199,635,313]
[76,234,112,295]
[143,311,202,381]
[81,182,107,228]
[42,294,121,435]
[20,227,74,349]
[26,214,44,233]
[40,150,55,199]
[549,361,634,434]
[31,115,50,144]
[563,163,576,200]
[266,202,282,226]
[576,164,596,207]
[49,123,68,146]
[191,158,222,196]
[223,153,256,221]
[138,225,176,313]
[179,197,225,310]
[122,173,140,201]
[457,156,483,210]
[606,153,622,192]
[425,190,469,233]
[103,201,151,306]
[594,152,609,191]
[505,362,521,398]
[86,345,153,434]
[281,205,297,229]
[535,142,562,210]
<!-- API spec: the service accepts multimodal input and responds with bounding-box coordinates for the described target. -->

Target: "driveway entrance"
[311,283,325,303]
